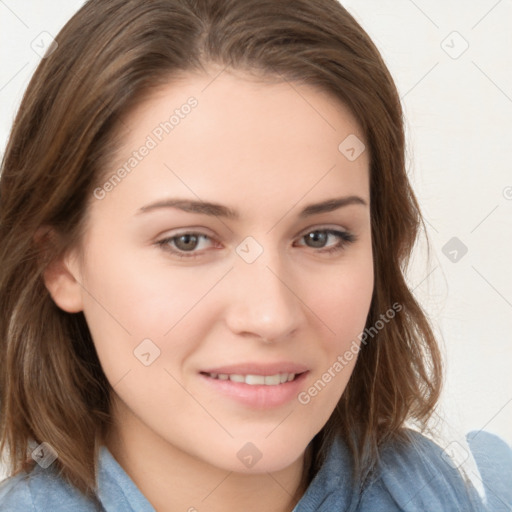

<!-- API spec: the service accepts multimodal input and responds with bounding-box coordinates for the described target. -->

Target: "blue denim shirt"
[1,430,511,511]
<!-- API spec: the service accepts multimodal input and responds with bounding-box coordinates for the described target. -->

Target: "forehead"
[93,69,370,220]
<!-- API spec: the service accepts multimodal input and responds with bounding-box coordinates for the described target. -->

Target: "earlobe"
[36,227,85,314]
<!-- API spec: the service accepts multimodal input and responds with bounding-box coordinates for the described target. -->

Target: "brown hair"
[0,0,442,502]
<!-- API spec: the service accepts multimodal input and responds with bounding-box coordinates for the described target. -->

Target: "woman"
[0,0,510,510]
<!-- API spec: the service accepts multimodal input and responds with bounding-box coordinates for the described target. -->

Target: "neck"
[103,398,313,512]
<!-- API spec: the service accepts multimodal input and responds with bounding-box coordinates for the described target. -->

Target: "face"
[60,67,373,474]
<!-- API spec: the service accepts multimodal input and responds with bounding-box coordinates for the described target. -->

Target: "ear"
[35,226,84,313]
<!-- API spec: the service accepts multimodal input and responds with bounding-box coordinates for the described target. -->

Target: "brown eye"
[173,233,202,251]
[156,232,215,259]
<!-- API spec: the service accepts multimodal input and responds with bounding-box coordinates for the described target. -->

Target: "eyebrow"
[137,195,367,219]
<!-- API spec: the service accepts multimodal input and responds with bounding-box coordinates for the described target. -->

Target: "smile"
[199,370,309,408]
[203,372,298,385]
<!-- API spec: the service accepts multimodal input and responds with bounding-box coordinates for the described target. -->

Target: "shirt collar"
[292,435,355,512]
[97,445,156,512]
[97,438,354,512]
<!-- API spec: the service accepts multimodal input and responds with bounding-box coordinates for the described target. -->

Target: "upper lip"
[200,362,309,376]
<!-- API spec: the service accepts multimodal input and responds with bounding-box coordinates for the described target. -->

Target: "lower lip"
[199,372,309,409]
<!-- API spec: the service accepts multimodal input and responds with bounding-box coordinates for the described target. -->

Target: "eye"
[155,227,357,259]
[295,228,357,254]
[156,232,216,259]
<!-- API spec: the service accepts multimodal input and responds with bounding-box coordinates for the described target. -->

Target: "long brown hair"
[0,0,442,501]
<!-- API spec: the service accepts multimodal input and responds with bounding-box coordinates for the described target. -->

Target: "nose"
[224,249,304,343]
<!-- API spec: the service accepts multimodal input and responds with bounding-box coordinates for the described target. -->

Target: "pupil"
[176,234,197,251]
[308,231,326,248]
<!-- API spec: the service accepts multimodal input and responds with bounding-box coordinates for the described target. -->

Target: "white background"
[0,0,511,476]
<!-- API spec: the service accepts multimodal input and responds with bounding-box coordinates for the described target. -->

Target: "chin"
[204,435,311,475]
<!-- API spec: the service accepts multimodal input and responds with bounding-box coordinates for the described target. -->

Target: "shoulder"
[0,472,34,511]
[360,428,512,512]
[0,464,97,511]
[466,430,512,511]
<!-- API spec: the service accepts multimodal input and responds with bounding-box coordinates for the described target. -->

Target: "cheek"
[78,241,222,378]
[311,253,374,349]
[294,258,373,436]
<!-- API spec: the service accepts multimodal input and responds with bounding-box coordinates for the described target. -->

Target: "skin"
[44,65,374,512]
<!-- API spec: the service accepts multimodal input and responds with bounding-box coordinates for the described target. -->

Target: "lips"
[198,362,310,408]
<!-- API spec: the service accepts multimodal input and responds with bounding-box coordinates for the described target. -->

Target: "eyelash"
[155,228,357,259]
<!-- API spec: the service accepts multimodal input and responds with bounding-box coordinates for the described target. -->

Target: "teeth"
[207,372,297,385]
[245,374,265,385]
